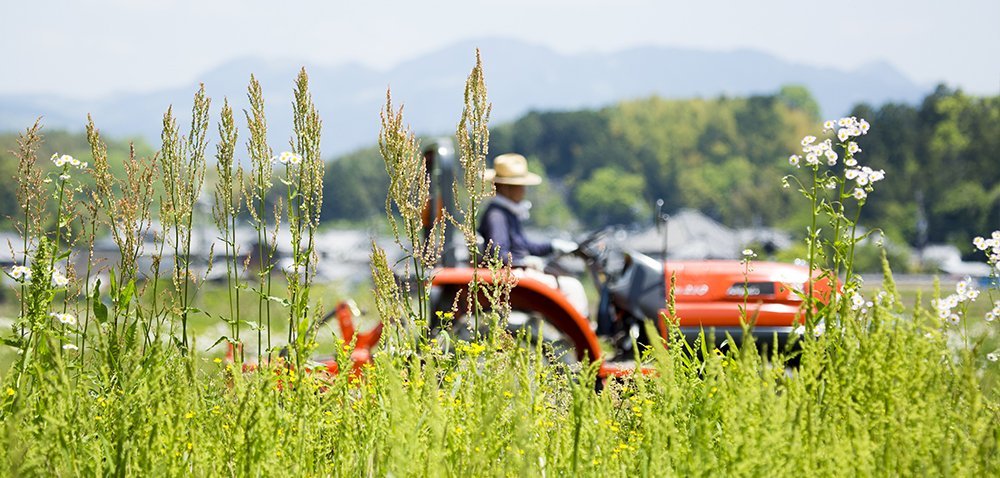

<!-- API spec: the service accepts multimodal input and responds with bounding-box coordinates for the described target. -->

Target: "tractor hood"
[664,260,812,304]
[607,252,820,322]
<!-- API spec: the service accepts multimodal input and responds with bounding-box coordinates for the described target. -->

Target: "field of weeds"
[1,53,997,476]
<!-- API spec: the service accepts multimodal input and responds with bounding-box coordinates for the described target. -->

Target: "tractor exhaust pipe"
[656,199,669,261]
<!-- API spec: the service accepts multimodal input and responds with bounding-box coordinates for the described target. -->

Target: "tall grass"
[0,55,997,477]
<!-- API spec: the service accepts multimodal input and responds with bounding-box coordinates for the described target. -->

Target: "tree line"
[2,85,996,255]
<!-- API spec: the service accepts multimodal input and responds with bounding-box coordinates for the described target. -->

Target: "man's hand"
[551,238,578,255]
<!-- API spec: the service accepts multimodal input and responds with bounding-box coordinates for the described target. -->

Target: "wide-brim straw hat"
[484,153,542,186]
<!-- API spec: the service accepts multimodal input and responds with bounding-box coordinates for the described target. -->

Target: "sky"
[2,0,998,99]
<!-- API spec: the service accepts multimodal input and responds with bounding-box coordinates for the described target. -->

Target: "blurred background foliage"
[2,85,996,256]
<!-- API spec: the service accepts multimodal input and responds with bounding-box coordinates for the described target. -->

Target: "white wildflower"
[62,343,79,351]
[844,157,858,167]
[990,300,1000,322]
[805,153,820,166]
[850,292,866,311]
[837,128,850,142]
[742,249,756,258]
[789,154,801,167]
[858,119,870,134]
[10,265,31,281]
[934,278,980,326]
[801,136,817,147]
[853,188,867,200]
[51,270,69,287]
[823,120,835,131]
[50,312,77,326]
[51,153,76,168]
[825,150,838,165]
[954,277,979,301]
[273,151,302,165]
[934,302,951,320]
[847,142,861,154]
[59,174,71,181]
[867,168,885,183]
[988,352,998,362]
[972,233,1000,265]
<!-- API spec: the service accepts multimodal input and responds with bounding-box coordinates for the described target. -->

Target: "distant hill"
[0,38,929,155]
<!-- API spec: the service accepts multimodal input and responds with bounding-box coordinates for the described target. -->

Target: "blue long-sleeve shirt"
[478,197,552,266]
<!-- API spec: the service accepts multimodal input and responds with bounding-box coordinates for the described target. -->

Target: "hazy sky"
[3,0,998,99]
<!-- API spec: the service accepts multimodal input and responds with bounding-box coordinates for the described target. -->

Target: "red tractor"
[318,140,834,378]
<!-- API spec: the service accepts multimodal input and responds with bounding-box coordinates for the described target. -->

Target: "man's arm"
[523,235,554,257]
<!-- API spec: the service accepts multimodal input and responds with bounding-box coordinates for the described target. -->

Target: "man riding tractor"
[479,153,587,317]
[311,139,835,379]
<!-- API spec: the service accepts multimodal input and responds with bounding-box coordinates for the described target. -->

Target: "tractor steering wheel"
[573,228,610,261]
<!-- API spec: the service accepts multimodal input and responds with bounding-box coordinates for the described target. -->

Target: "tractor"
[314,138,834,379]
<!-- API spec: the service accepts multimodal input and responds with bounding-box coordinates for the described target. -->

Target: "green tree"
[0,128,153,229]
[523,158,576,230]
[777,84,821,122]
[572,166,649,227]
[321,147,388,224]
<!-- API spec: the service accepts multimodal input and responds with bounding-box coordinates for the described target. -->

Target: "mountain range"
[0,38,930,156]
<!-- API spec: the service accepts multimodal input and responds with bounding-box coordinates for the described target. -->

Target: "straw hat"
[484,153,542,186]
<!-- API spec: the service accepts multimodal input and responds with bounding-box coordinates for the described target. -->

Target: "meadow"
[0,53,997,477]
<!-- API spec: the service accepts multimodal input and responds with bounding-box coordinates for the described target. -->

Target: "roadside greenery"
[0,55,997,477]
